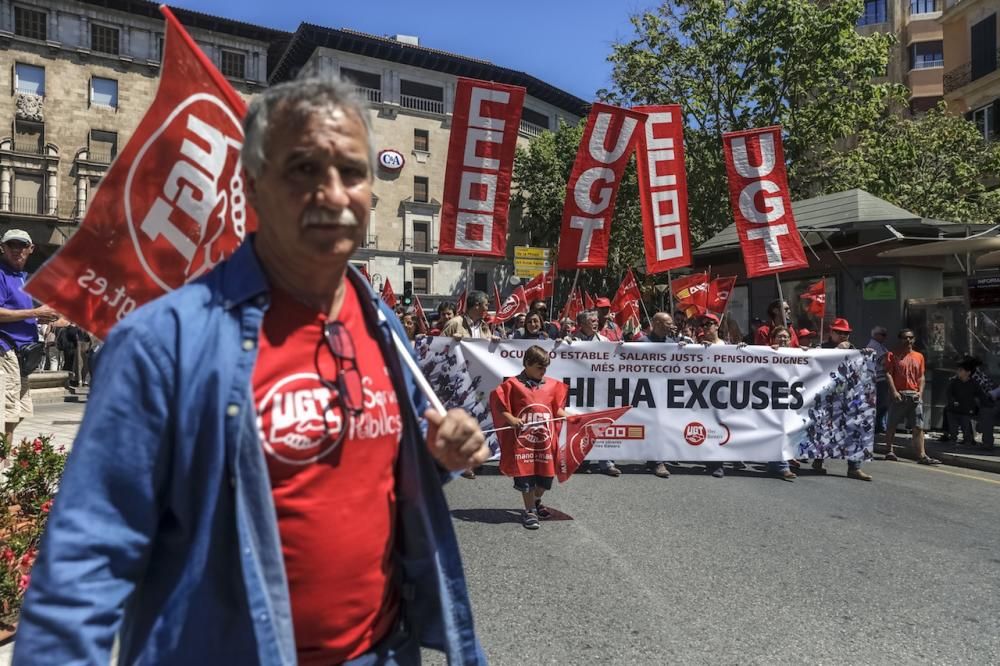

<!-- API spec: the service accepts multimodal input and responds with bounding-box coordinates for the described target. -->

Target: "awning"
[877,236,1000,258]
[976,250,1000,268]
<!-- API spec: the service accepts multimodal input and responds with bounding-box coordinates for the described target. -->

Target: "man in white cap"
[0,229,59,439]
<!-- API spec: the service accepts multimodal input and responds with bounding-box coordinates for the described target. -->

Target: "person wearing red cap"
[595,297,622,342]
[815,318,872,481]
[797,328,817,349]
[699,313,725,346]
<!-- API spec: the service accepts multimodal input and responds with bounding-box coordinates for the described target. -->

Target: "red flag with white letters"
[800,278,826,320]
[671,273,709,318]
[706,276,737,317]
[494,285,528,323]
[722,127,807,278]
[612,269,642,328]
[634,104,691,274]
[24,7,253,340]
[439,78,525,257]
[381,278,397,308]
[557,103,645,269]
[555,407,632,482]
[523,265,555,303]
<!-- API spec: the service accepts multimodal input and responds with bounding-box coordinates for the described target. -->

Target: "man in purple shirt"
[0,229,59,439]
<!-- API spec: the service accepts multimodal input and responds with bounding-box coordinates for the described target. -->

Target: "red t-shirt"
[754,324,799,348]
[885,349,925,392]
[253,282,403,665]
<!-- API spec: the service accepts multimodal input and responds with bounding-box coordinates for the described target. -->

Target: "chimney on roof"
[392,34,419,46]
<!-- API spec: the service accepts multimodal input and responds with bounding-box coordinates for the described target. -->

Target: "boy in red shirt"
[490,345,570,529]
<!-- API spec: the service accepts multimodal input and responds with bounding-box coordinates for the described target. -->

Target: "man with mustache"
[15,77,489,665]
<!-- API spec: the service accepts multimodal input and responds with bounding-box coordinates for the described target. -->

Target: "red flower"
[41,499,53,514]
[17,573,30,592]
[0,547,14,566]
[32,438,43,453]
[19,548,37,570]
[18,458,28,468]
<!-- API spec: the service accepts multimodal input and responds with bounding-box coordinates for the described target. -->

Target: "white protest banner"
[415,339,875,462]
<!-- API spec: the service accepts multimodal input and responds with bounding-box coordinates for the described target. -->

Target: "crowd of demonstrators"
[755,299,799,347]
[442,289,491,339]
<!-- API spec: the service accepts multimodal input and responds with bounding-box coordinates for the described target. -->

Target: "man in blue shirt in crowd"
[15,77,489,665]
[0,228,59,441]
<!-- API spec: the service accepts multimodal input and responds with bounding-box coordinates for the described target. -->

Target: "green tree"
[826,105,1000,224]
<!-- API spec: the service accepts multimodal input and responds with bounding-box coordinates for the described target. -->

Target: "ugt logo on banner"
[25,7,253,340]
[439,78,525,257]
[557,103,645,269]
[722,126,807,278]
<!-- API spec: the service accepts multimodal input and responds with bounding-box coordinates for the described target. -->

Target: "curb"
[873,442,1000,476]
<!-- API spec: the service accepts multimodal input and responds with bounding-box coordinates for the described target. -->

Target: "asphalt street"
[426,458,1000,665]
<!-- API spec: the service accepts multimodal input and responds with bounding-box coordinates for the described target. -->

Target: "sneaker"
[711,466,725,478]
[653,462,670,478]
[918,456,942,465]
[811,460,828,475]
[884,452,898,462]
[847,469,873,481]
[603,464,622,477]
[522,510,540,530]
[534,501,552,519]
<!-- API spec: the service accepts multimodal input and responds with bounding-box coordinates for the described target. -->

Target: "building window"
[91,23,120,55]
[971,14,998,82]
[14,6,47,41]
[858,0,887,26]
[909,41,943,69]
[89,130,118,163]
[473,271,489,293]
[973,104,995,141]
[414,176,429,203]
[412,267,430,295]
[414,129,429,152]
[156,34,164,60]
[400,79,445,114]
[90,77,119,108]
[14,63,45,96]
[413,220,430,252]
[520,108,550,137]
[12,172,44,215]
[910,0,939,14]
[13,120,43,155]
[220,50,246,79]
[342,67,381,103]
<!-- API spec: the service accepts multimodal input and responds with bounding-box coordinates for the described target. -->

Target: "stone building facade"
[943,0,1000,139]
[0,0,280,266]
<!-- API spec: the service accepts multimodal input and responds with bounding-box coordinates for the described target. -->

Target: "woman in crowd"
[515,312,549,340]
[766,326,798,481]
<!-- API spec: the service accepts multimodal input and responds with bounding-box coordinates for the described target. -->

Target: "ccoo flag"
[25,7,254,339]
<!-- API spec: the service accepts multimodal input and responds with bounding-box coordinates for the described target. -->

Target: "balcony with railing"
[355,86,382,104]
[944,48,1000,94]
[519,119,547,138]
[400,94,444,115]
[84,149,115,164]
[9,196,45,215]
[9,141,46,156]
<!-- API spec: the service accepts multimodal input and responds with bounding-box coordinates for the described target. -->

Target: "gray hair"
[241,76,374,179]
[467,290,489,309]
[576,309,597,326]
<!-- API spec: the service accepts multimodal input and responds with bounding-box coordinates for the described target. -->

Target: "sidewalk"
[12,397,87,450]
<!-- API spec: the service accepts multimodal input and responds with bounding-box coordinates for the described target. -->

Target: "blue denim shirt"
[14,240,485,665]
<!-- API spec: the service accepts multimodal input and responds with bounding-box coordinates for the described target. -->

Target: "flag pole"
[635,271,652,325]
[774,273,787,328]
[566,269,581,317]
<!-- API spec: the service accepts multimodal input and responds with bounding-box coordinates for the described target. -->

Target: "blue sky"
[174,0,657,101]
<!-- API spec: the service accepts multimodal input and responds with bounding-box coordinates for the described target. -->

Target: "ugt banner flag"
[439,78,525,257]
[722,126,807,278]
[557,103,644,269]
[26,7,253,340]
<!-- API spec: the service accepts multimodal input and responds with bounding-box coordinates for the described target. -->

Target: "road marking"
[921,465,1000,486]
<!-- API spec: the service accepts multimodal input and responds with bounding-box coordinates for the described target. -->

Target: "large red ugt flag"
[722,126,807,278]
[26,8,253,340]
